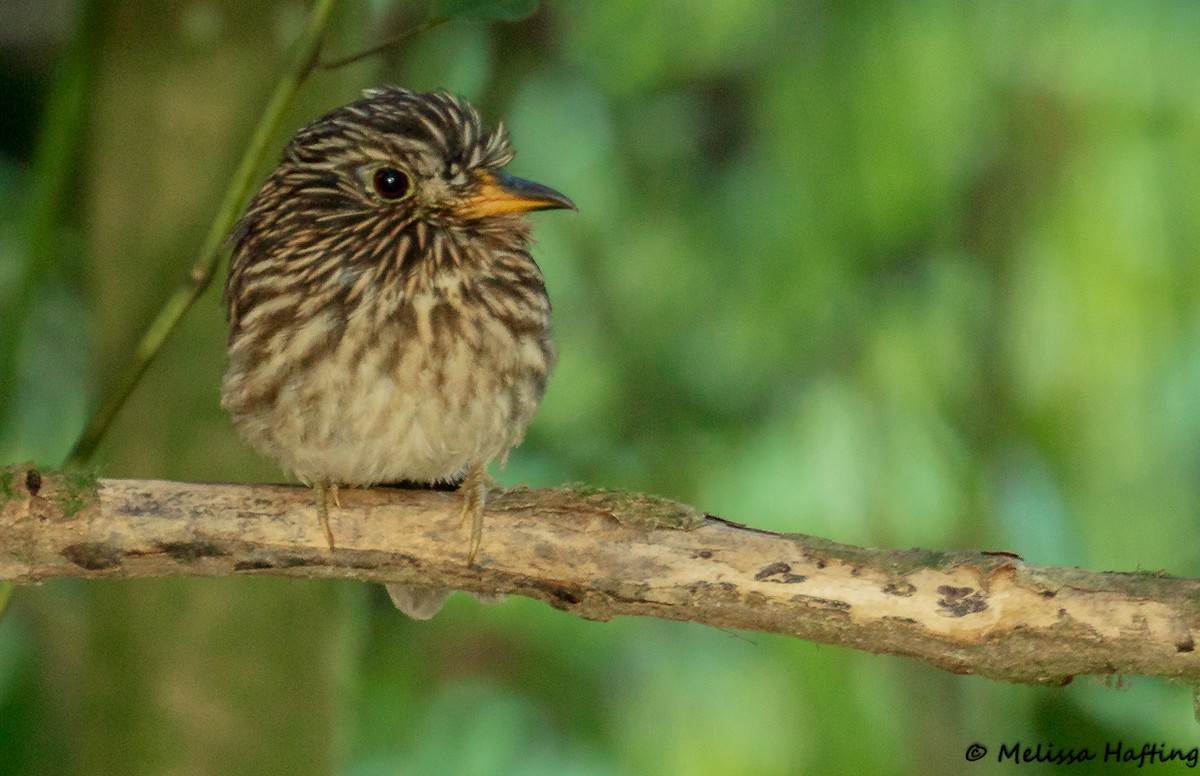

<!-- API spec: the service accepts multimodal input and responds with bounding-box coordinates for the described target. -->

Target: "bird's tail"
[385,583,453,620]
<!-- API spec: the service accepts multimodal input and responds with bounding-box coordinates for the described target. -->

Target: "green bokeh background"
[3,1,1200,773]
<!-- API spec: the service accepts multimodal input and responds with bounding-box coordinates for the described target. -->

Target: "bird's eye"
[372,167,411,200]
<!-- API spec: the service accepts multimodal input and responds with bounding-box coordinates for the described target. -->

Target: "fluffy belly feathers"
[222,290,551,485]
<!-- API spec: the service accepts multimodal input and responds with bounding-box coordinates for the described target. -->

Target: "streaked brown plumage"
[221,86,573,618]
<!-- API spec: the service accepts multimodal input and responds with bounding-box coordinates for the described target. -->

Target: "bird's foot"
[313,481,337,551]
[457,463,500,567]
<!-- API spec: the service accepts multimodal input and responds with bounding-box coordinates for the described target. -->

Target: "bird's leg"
[457,462,498,567]
[313,480,337,551]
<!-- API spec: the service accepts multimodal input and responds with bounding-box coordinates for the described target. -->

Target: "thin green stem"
[64,0,343,467]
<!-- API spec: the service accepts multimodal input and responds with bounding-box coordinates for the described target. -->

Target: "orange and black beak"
[458,170,576,220]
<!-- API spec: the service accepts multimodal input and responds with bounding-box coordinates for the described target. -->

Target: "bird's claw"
[315,481,337,551]
[458,464,498,567]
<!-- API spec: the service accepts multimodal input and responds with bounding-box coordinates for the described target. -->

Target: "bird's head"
[228,86,573,313]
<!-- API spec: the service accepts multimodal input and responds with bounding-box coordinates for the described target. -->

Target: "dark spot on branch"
[693,550,713,559]
[538,585,585,611]
[157,541,228,562]
[754,562,806,584]
[815,559,827,570]
[755,561,788,578]
[1176,634,1195,653]
[62,542,122,570]
[849,566,860,576]
[234,559,276,571]
[1039,589,1057,598]
[937,585,972,602]
[936,585,988,617]
[883,582,916,597]
[791,594,851,612]
[233,554,317,569]
[24,468,41,496]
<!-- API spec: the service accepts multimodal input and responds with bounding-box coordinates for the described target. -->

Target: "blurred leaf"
[0,0,101,442]
[429,0,538,22]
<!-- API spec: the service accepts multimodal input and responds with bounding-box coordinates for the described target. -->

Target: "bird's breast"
[222,274,554,486]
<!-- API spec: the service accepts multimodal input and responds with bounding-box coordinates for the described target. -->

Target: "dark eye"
[372,167,411,200]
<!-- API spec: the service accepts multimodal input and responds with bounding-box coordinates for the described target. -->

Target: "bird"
[221,86,574,618]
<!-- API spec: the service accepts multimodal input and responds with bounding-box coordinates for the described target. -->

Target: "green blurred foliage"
[2,0,1200,774]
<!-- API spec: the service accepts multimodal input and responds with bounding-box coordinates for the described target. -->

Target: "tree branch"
[2,464,1198,686]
